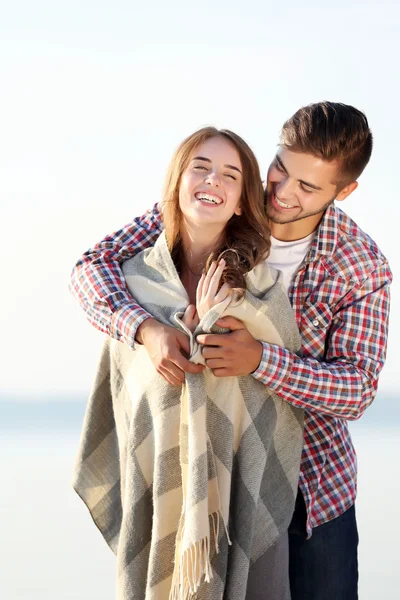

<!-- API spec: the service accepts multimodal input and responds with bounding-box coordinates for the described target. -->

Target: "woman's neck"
[178,221,223,304]
[180,222,223,274]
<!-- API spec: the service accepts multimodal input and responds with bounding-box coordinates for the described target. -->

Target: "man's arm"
[70,203,205,385]
[69,204,162,347]
[198,263,392,420]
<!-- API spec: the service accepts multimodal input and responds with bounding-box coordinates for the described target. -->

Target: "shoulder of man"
[323,205,392,286]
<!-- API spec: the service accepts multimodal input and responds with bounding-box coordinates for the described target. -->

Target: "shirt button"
[313,319,320,328]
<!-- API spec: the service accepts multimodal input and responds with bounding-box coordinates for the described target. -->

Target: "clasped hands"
[136,259,263,386]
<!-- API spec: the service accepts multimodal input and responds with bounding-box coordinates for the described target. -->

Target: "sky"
[1,0,399,399]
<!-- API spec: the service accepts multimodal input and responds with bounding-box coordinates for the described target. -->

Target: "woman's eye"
[275,161,284,172]
[194,165,207,171]
[225,173,236,180]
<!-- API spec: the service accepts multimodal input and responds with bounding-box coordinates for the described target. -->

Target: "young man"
[70,102,392,599]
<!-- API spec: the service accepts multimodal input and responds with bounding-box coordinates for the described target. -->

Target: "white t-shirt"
[268,232,315,295]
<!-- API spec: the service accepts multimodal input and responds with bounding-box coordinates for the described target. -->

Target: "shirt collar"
[305,202,339,263]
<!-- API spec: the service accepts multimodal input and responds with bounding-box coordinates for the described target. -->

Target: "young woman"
[73,128,303,600]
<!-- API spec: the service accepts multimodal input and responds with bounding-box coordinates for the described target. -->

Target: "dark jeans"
[288,489,359,600]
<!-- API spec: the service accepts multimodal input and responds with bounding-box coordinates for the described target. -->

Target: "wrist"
[135,317,158,345]
[251,340,263,374]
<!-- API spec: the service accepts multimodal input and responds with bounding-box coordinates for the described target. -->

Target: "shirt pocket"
[300,302,333,358]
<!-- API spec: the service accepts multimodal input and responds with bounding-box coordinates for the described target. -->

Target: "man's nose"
[276,177,295,200]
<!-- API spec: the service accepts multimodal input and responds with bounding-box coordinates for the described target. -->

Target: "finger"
[202,261,217,297]
[214,281,231,304]
[172,350,205,374]
[206,258,226,299]
[211,367,232,378]
[185,304,197,319]
[214,316,246,331]
[204,358,229,369]
[182,304,196,328]
[197,333,231,346]
[202,346,225,360]
[175,331,191,354]
[159,365,185,386]
[192,311,200,328]
[196,273,205,308]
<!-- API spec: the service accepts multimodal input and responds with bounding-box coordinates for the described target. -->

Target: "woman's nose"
[204,170,221,187]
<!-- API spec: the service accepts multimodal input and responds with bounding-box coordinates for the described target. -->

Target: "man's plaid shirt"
[70,203,392,537]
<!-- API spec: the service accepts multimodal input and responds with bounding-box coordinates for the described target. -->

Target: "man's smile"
[270,190,299,210]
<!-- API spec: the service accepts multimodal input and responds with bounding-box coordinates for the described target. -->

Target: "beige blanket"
[73,231,304,599]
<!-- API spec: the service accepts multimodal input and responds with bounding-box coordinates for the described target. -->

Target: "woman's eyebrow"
[192,156,242,174]
[224,164,242,174]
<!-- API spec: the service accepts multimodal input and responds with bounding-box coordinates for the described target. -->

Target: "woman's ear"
[234,204,242,216]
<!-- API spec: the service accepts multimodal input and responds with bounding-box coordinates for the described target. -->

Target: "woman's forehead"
[190,137,242,168]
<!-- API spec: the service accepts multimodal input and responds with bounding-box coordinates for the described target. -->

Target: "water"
[0,398,398,599]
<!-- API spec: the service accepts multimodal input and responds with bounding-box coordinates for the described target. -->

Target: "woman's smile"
[194,191,224,206]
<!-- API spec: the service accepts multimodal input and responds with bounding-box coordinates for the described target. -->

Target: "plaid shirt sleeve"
[69,204,163,348]
[253,262,392,420]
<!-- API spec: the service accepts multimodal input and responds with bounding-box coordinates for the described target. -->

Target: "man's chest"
[288,261,350,359]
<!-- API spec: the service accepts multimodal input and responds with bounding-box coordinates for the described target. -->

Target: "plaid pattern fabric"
[70,202,392,538]
[253,204,392,535]
[73,232,304,599]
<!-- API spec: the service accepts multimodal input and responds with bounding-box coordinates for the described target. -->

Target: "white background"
[1,0,398,398]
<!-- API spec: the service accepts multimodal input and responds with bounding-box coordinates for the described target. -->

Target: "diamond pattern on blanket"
[74,231,304,599]
[206,398,234,471]
[155,446,182,497]
[149,531,177,587]
[119,486,153,570]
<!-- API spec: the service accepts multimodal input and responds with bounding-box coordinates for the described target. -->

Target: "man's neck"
[269,213,324,242]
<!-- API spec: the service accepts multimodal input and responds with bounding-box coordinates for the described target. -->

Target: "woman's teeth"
[196,193,222,205]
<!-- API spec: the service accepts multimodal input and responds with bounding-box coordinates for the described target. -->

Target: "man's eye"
[275,161,284,172]
[300,184,313,193]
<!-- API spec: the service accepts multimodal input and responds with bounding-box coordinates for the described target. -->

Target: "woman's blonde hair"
[162,127,270,290]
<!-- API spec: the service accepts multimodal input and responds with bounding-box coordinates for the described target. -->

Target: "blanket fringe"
[170,536,212,600]
[170,510,232,600]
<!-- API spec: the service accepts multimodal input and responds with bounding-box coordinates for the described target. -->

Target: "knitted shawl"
[73,231,304,600]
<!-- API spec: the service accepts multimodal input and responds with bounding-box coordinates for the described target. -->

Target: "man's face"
[266,148,342,229]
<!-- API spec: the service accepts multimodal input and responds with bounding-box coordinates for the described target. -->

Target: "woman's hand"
[182,304,200,332]
[196,258,232,320]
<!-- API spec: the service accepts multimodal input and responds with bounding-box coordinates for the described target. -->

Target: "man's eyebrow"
[275,154,288,173]
[299,179,322,191]
[275,154,322,191]
[192,156,242,174]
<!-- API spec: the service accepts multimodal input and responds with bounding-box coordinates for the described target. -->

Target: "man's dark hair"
[280,101,373,186]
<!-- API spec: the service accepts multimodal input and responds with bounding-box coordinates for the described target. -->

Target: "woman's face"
[179,137,243,230]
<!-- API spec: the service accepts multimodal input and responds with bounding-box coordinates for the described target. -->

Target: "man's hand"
[136,318,205,386]
[196,316,263,377]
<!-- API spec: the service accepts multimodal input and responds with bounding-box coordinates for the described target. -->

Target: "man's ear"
[336,181,358,202]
